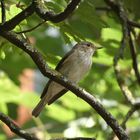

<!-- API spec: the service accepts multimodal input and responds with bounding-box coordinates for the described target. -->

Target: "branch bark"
[1,0,6,23]
[0,112,39,140]
[104,0,140,85]
[128,30,140,84]
[128,20,140,28]
[0,0,81,31]
[0,4,35,31]
[33,0,81,22]
[121,101,140,129]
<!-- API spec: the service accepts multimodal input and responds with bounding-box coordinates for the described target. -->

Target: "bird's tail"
[32,97,48,117]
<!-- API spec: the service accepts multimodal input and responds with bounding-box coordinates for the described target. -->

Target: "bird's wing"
[47,89,68,105]
[40,50,73,99]
[55,44,77,70]
[40,80,51,98]
[40,44,77,99]
[40,51,71,99]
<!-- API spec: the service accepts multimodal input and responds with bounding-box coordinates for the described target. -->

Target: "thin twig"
[111,105,137,140]
[121,106,136,129]
[0,112,39,140]
[113,26,135,105]
[128,20,140,28]
[128,30,140,84]
[121,101,140,129]
[112,3,135,104]
[1,0,6,23]
[111,102,140,140]
[15,20,46,34]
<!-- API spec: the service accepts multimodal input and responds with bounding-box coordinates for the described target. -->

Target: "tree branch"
[128,30,140,84]
[121,106,136,129]
[0,0,81,31]
[104,0,140,85]
[128,20,140,28]
[0,112,39,140]
[0,30,129,140]
[0,3,35,31]
[121,101,140,129]
[33,0,81,22]
[107,0,135,104]
[113,29,135,105]
[103,1,140,139]
[1,0,6,23]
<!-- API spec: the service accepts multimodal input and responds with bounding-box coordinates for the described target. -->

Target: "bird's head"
[75,41,101,56]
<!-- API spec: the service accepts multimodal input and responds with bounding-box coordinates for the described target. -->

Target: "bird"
[32,41,99,117]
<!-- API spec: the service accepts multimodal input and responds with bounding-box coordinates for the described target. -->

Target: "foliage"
[0,0,140,139]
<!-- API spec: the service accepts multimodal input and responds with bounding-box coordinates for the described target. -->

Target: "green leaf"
[59,23,85,42]
[6,4,27,31]
[47,103,75,122]
[101,28,122,42]
[0,72,38,108]
[60,92,91,112]
[45,53,61,69]
[76,0,105,31]
[0,50,6,60]
[9,5,22,17]
[93,49,113,66]
[0,103,8,114]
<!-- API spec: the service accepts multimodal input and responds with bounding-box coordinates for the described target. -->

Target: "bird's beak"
[96,46,103,50]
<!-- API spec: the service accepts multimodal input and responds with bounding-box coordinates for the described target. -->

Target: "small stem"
[15,20,46,34]
[1,0,6,23]
[128,30,140,84]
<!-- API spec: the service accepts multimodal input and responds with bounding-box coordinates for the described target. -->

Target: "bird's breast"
[60,52,92,83]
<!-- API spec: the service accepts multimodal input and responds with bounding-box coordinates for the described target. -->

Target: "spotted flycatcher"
[32,42,98,117]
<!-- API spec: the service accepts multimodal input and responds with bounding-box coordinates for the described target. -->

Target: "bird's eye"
[87,43,90,47]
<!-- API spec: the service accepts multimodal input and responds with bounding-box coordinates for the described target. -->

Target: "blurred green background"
[0,0,140,139]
